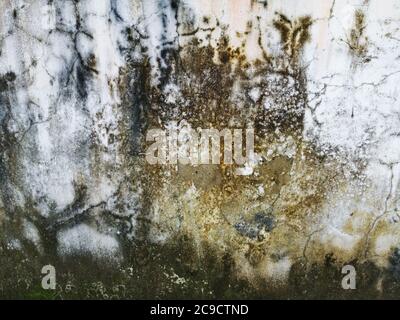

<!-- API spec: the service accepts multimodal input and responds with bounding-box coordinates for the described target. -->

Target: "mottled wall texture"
[1,0,400,299]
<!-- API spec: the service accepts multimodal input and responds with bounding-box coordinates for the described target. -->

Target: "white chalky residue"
[22,219,41,249]
[375,234,399,257]
[265,256,292,281]
[57,224,121,261]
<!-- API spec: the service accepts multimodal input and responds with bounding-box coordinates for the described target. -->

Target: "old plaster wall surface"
[1,0,400,298]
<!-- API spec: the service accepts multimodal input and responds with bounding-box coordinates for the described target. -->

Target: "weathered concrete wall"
[1,0,400,298]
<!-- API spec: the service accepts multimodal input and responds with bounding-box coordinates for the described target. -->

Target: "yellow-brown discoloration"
[273,14,313,63]
[116,22,352,289]
[348,9,369,59]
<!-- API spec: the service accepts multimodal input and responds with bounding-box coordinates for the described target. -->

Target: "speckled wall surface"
[1,0,400,299]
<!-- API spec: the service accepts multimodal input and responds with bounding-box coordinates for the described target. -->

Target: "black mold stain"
[254,211,275,232]
[235,221,260,240]
[388,248,400,280]
[0,72,16,93]
[235,211,275,240]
